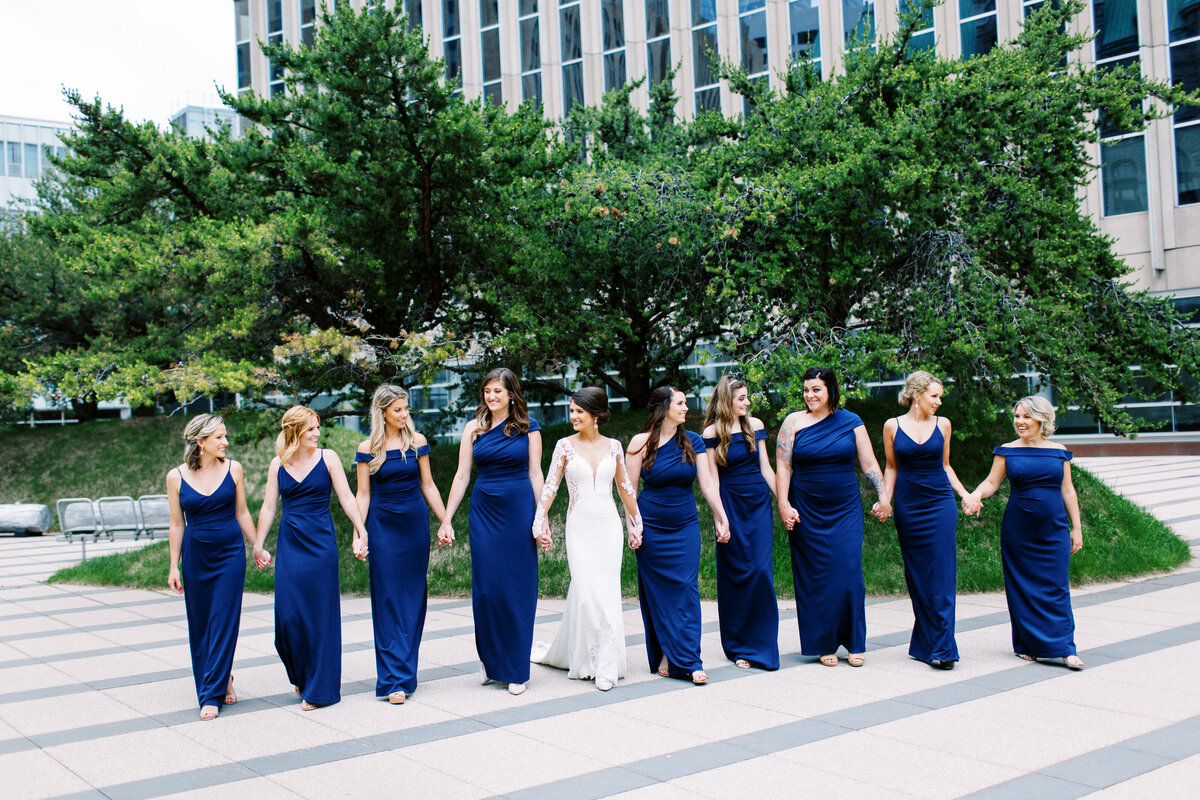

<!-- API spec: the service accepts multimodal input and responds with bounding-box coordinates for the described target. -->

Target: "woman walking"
[166,414,257,720]
[963,396,1084,669]
[531,387,641,691]
[356,385,448,704]
[253,406,368,710]
[626,386,730,685]
[440,368,544,695]
[701,376,779,671]
[776,367,890,667]
[881,372,969,669]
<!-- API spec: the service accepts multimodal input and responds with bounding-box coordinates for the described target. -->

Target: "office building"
[1,114,71,215]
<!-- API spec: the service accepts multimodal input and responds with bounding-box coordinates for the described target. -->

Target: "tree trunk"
[71,395,100,423]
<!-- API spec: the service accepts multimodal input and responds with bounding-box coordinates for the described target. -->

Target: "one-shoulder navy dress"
[787,409,867,656]
[892,422,959,663]
[636,431,706,677]
[704,429,779,670]
[356,444,431,697]
[996,446,1077,658]
[471,419,540,684]
[178,464,245,709]
[274,452,341,706]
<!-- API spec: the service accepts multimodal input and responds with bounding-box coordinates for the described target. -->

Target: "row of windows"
[4,142,67,180]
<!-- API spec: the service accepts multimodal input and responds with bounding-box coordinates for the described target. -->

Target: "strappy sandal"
[224,676,238,705]
[734,659,751,669]
[388,691,406,704]
[301,699,318,711]
[200,704,219,721]
[847,653,865,667]
[691,670,709,685]
[657,658,670,678]
[1016,653,1036,661]
[1062,655,1084,670]
[818,654,838,667]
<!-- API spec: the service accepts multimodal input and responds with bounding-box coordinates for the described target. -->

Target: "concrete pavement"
[1,456,1198,799]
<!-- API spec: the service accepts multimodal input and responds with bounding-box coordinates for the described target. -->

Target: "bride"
[531,387,642,691]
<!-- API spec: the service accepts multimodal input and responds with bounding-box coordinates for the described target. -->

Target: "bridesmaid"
[626,385,730,685]
[166,414,257,720]
[701,376,779,671]
[881,371,970,670]
[252,406,368,710]
[963,396,1084,670]
[355,385,448,705]
[776,367,890,667]
[439,368,544,696]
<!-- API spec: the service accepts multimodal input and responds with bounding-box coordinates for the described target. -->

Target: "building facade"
[1,114,71,215]
[234,0,1200,434]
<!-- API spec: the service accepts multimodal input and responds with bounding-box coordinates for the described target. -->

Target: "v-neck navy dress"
[178,464,246,709]
[274,452,342,706]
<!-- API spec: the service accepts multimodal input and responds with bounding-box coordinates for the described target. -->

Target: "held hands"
[167,566,183,595]
[351,535,368,561]
[870,500,892,522]
[534,522,552,552]
[779,503,800,531]
[436,520,455,547]
[626,513,642,549]
[715,517,731,544]
[253,546,273,570]
[961,494,983,516]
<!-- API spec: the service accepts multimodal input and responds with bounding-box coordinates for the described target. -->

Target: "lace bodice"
[533,438,639,535]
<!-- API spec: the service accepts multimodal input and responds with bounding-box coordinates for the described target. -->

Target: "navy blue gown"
[274,452,341,706]
[787,410,867,656]
[705,429,779,670]
[356,445,431,697]
[892,422,959,663]
[178,464,245,709]
[470,419,540,684]
[636,431,706,677]
[996,446,1077,658]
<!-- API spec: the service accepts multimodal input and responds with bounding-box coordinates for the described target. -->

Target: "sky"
[1,0,235,126]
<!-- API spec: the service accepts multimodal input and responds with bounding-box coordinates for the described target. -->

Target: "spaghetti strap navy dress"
[892,421,959,664]
[471,419,540,684]
[274,452,341,706]
[996,446,1077,659]
[636,431,707,678]
[178,464,245,709]
[786,409,867,656]
[704,429,779,670]
[355,444,431,698]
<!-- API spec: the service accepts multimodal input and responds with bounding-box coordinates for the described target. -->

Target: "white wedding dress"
[531,438,635,688]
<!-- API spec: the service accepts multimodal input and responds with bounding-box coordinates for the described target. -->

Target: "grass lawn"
[2,399,1188,598]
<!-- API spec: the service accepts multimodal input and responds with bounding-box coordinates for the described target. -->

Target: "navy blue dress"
[787,410,867,656]
[636,431,706,677]
[274,453,341,706]
[178,465,245,708]
[893,422,959,663]
[996,446,1077,658]
[356,445,431,697]
[704,429,779,670]
[470,419,540,684]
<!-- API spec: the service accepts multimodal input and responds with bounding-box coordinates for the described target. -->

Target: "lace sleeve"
[533,439,567,536]
[612,439,642,529]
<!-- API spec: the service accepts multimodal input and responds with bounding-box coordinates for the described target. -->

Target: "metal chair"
[137,494,171,540]
[97,496,140,541]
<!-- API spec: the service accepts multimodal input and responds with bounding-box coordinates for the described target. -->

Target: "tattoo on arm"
[866,468,885,498]
[776,417,794,466]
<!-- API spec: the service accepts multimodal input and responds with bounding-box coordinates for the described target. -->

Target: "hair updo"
[898,371,943,408]
[183,414,225,471]
[571,386,611,426]
[276,406,319,466]
[1014,395,1057,437]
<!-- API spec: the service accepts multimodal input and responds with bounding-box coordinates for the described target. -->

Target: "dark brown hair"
[635,385,695,473]
[473,367,530,440]
[803,366,841,413]
[571,387,611,426]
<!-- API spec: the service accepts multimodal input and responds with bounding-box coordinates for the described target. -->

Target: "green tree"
[710,0,1200,432]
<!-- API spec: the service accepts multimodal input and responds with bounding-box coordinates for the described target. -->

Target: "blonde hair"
[702,376,755,467]
[276,406,320,465]
[898,371,943,408]
[1014,395,1056,437]
[183,414,225,471]
[366,384,417,473]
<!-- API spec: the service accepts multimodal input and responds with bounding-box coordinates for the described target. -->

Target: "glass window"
[603,0,625,49]
[269,32,285,97]
[523,73,543,104]
[237,43,251,89]
[693,26,719,89]
[695,87,721,111]
[646,0,670,39]
[406,0,423,28]
[482,28,501,83]
[301,0,317,25]
[900,0,934,52]
[605,51,627,91]
[959,0,996,58]
[648,38,672,85]
[445,39,462,83]
[7,142,22,177]
[1172,40,1200,123]
[790,0,821,64]
[741,10,768,75]
[1177,124,1200,204]
[692,0,717,25]
[1101,136,1148,215]
[1169,0,1200,42]
[563,62,584,114]
[1093,0,1139,60]
[561,5,582,61]
[444,0,460,38]
[267,0,283,33]
[481,0,498,28]
[235,0,251,41]
[844,0,874,44]
[23,143,39,178]
[484,83,503,104]
[521,18,540,72]
[521,0,538,14]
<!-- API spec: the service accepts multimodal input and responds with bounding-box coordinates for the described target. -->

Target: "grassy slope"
[4,400,1188,598]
